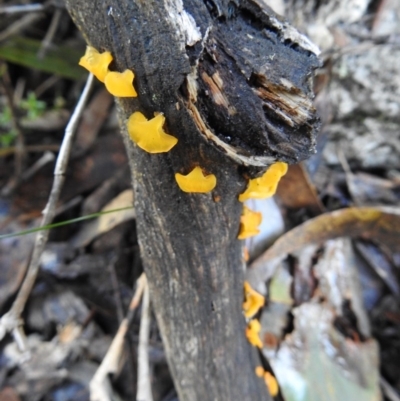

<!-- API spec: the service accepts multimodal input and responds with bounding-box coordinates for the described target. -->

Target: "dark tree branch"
[64,1,320,400]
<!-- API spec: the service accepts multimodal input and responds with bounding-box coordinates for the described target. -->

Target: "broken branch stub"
[67,0,319,170]
[185,1,320,167]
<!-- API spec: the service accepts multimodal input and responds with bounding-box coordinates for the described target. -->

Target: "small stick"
[381,376,400,401]
[136,279,153,401]
[108,254,125,324]
[0,144,60,157]
[21,151,55,181]
[35,75,61,98]
[0,13,43,42]
[90,274,147,401]
[0,74,94,346]
[0,4,45,14]
[37,8,62,59]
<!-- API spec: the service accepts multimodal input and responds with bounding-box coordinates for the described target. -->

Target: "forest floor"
[0,1,399,401]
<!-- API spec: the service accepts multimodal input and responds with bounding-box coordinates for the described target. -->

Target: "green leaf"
[0,36,86,80]
[20,92,46,119]
[0,130,17,147]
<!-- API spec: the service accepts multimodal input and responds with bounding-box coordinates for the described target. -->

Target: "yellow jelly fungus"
[238,206,262,239]
[175,166,217,193]
[239,162,288,202]
[255,367,279,396]
[127,112,178,153]
[79,46,113,82]
[104,69,137,97]
[265,372,279,397]
[243,281,265,319]
[245,319,263,348]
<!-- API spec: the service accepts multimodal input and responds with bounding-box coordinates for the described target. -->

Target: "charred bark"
[64,1,320,400]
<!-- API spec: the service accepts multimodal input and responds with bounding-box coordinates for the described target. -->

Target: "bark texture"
[64,1,320,400]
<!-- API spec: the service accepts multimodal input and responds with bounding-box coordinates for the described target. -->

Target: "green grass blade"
[0,36,86,80]
[0,206,134,240]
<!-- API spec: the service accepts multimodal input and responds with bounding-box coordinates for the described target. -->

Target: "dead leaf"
[372,0,400,35]
[82,165,131,216]
[355,241,400,297]
[74,89,113,157]
[291,244,319,305]
[268,263,293,305]
[0,387,21,401]
[252,207,400,266]
[346,172,398,206]
[0,218,35,310]
[71,190,135,248]
[58,321,83,344]
[62,134,127,202]
[276,163,324,214]
[259,301,291,350]
[261,239,381,401]
[268,303,381,401]
[314,239,370,337]
[21,109,70,131]
[41,249,108,279]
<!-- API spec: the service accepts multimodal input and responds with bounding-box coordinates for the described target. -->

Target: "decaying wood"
[64,1,320,400]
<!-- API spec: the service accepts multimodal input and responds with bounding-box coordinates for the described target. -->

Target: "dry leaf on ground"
[253,207,400,267]
[71,190,135,248]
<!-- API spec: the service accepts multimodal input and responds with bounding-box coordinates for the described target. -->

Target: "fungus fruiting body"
[239,162,288,202]
[127,112,178,153]
[255,367,279,396]
[104,69,137,97]
[175,167,217,193]
[238,206,262,239]
[243,281,265,318]
[245,319,263,348]
[79,46,113,82]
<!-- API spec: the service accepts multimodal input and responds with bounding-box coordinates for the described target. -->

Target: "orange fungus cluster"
[243,282,279,396]
[239,162,288,202]
[78,48,287,200]
[243,281,265,319]
[127,112,177,154]
[79,46,137,97]
[79,46,218,194]
[245,319,263,348]
[255,367,279,396]
[79,46,113,82]
[238,206,262,239]
[243,282,264,348]
[105,70,138,97]
[175,167,217,193]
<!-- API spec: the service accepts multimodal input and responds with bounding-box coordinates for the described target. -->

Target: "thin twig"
[0,74,94,347]
[38,8,62,59]
[35,75,61,98]
[381,376,400,401]
[14,77,26,105]
[136,280,153,401]
[0,12,43,42]
[21,151,55,181]
[108,254,125,324]
[0,144,60,158]
[90,274,147,401]
[0,4,45,14]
